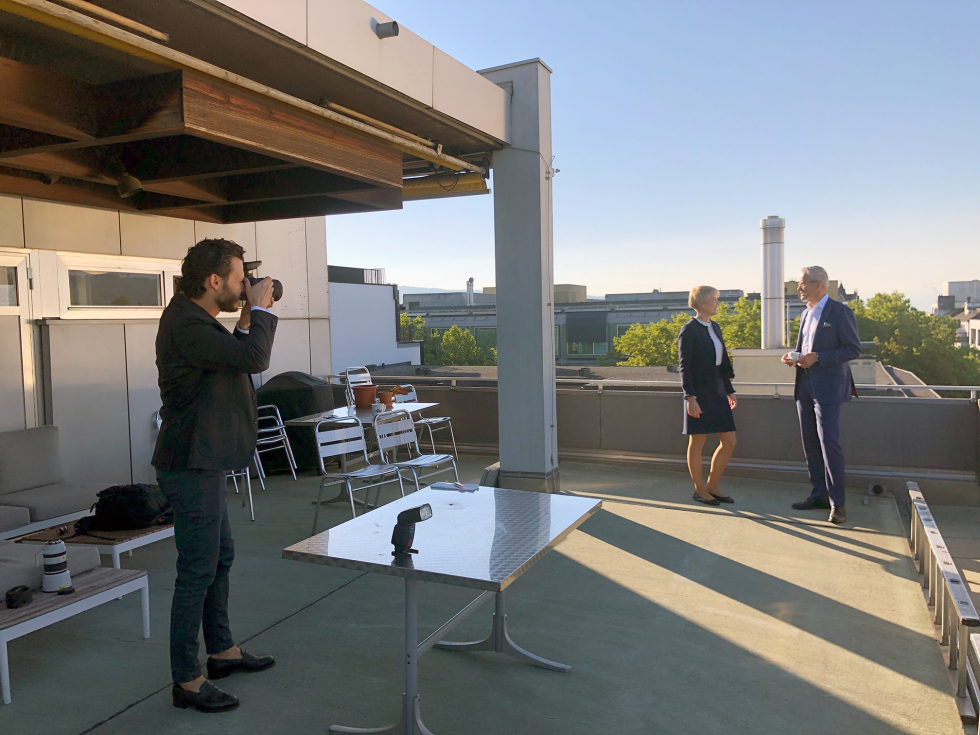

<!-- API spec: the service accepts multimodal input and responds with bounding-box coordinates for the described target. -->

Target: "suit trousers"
[157,468,236,683]
[796,373,846,508]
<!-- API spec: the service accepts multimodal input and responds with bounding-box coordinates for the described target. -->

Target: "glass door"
[0,250,36,430]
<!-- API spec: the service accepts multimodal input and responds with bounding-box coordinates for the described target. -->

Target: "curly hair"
[178,238,245,298]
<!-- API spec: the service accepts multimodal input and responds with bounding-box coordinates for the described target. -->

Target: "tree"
[849,293,980,388]
[714,297,761,348]
[613,313,691,366]
[437,325,495,366]
[399,312,425,340]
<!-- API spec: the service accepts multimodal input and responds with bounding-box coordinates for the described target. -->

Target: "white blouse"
[696,318,723,366]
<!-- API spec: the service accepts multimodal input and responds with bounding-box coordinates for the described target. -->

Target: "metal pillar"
[480,58,559,493]
[761,215,785,349]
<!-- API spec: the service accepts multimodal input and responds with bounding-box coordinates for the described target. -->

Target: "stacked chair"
[393,384,458,459]
[373,409,459,492]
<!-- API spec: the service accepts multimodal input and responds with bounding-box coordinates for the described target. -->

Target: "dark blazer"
[794,297,861,405]
[152,294,277,472]
[678,319,735,398]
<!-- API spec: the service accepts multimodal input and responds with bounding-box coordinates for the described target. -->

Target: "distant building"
[934,281,980,316]
[405,288,752,365]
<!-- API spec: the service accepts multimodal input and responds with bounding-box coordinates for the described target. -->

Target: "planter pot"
[378,390,394,409]
[352,384,378,408]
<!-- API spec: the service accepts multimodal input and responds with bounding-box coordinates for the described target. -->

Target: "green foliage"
[399,312,425,340]
[849,293,980,388]
[714,297,761,348]
[612,313,692,366]
[425,325,497,366]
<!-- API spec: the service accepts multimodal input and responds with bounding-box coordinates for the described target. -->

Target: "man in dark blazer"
[782,266,861,525]
[153,238,277,712]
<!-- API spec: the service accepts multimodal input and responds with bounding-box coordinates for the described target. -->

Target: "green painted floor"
[2,457,965,735]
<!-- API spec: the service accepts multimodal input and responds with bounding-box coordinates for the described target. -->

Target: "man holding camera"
[152,238,277,712]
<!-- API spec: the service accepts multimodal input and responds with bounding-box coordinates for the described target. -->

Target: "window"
[555,325,560,359]
[69,269,162,307]
[566,341,608,356]
[0,267,17,307]
[474,327,497,352]
[614,323,641,338]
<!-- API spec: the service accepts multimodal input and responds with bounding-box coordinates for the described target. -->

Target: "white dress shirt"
[801,294,830,355]
[696,318,723,366]
[235,305,273,334]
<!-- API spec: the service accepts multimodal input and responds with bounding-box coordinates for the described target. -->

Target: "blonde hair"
[688,285,719,310]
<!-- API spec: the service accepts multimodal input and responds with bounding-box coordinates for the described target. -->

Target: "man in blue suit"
[782,266,861,524]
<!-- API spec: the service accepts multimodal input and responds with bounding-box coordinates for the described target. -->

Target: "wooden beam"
[181,74,403,189]
[0,56,98,140]
[0,148,113,184]
[0,166,137,210]
[0,125,72,154]
[122,137,297,183]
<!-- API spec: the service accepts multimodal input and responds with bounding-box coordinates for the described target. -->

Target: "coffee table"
[18,523,175,569]
[283,484,602,734]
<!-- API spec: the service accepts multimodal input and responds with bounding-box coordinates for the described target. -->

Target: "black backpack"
[74,484,173,535]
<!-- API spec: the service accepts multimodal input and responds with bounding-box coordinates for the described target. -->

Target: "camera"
[242,260,283,302]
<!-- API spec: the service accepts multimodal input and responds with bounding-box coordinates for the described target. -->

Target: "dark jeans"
[796,373,846,509]
[157,468,236,683]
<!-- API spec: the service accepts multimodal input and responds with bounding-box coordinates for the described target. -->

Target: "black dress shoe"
[791,496,831,511]
[172,680,239,712]
[207,648,276,680]
[693,493,721,506]
[829,507,846,525]
[708,492,735,504]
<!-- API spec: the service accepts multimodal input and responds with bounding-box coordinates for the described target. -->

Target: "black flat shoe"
[708,492,735,503]
[791,496,831,511]
[172,681,239,712]
[207,648,276,680]
[693,493,721,506]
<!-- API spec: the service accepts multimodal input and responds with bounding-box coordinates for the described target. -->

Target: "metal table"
[284,402,439,428]
[283,484,602,735]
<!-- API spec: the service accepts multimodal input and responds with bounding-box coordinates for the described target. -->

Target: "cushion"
[0,481,101,522]
[0,505,31,534]
[0,540,101,593]
[0,426,65,496]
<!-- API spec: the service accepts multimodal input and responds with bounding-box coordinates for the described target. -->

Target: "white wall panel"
[307,0,433,106]
[23,200,120,255]
[309,318,332,377]
[261,318,312,383]
[0,196,24,249]
[194,221,257,261]
[31,250,62,318]
[0,316,25,432]
[46,324,132,485]
[434,50,509,142]
[256,219,309,318]
[218,0,307,43]
[329,282,417,371]
[120,213,195,260]
[124,322,163,484]
[305,216,330,319]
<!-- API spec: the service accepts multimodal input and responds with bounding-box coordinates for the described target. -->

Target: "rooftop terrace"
[4,456,971,735]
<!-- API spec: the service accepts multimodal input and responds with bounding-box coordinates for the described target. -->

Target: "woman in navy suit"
[678,286,737,506]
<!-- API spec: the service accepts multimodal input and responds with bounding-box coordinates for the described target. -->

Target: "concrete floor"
[2,457,966,735]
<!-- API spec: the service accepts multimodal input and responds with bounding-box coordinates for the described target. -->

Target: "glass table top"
[282,486,602,591]
[284,402,439,426]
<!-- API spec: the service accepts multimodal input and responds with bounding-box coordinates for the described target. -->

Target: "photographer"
[152,238,277,713]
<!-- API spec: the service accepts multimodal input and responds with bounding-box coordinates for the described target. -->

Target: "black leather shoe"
[791,496,831,511]
[829,507,846,525]
[207,648,276,680]
[693,492,721,507]
[172,680,239,712]
[708,492,735,504]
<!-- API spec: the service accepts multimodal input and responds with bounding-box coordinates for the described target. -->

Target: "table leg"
[330,578,432,735]
[435,590,570,672]
[1,635,10,705]
[111,548,121,569]
[141,582,150,639]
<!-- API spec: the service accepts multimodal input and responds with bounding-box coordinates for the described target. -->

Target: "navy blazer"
[152,294,278,472]
[678,319,735,398]
[794,297,861,404]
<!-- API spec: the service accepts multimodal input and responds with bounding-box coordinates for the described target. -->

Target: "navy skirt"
[682,368,736,435]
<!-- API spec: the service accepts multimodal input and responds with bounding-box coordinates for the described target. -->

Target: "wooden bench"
[0,567,149,705]
[19,523,175,569]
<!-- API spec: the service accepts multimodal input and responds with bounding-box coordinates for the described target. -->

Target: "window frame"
[55,252,181,319]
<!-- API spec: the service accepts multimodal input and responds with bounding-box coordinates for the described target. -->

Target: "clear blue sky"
[325,0,979,309]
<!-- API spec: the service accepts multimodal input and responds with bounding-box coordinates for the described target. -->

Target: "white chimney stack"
[466,277,474,306]
[760,216,785,349]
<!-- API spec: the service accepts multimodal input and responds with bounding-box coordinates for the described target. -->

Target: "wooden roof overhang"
[0,0,503,222]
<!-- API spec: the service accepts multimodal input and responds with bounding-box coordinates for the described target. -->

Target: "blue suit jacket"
[794,298,861,404]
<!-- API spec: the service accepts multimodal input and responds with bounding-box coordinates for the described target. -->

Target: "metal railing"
[906,481,979,718]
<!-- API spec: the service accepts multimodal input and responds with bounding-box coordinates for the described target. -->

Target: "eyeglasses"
[797,280,820,288]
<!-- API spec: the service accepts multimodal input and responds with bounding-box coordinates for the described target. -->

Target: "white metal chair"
[344,366,373,407]
[394,383,458,459]
[227,464,256,522]
[373,409,459,492]
[311,418,405,534]
[253,405,298,487]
